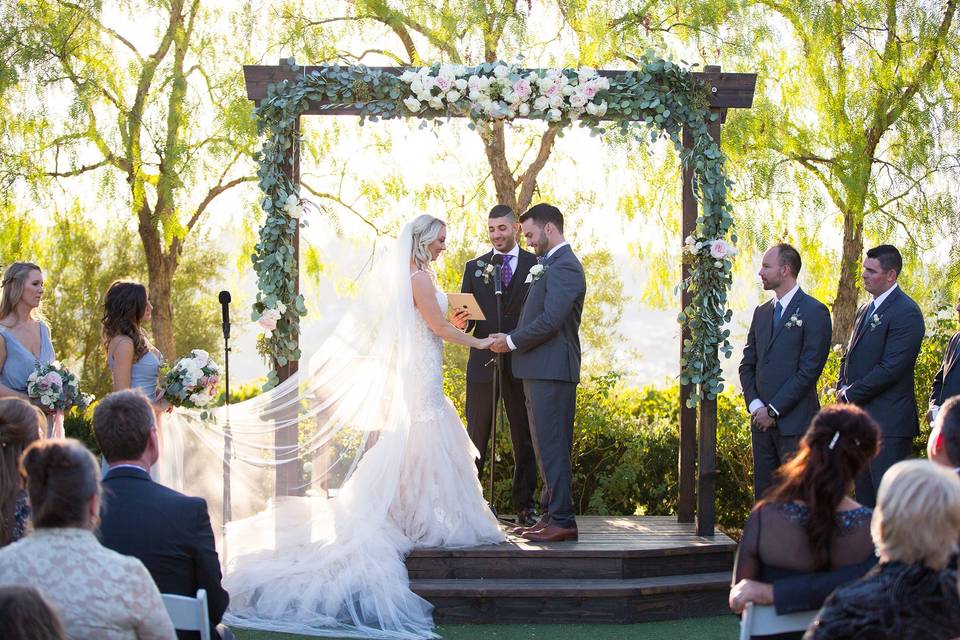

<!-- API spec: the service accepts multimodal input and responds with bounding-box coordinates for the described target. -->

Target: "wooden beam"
[678,124,697,524]
[242,65,757,112]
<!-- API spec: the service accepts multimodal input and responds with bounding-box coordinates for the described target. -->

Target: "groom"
[490,203,586,542]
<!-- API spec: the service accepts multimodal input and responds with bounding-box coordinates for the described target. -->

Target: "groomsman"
[928,295,960,423]
[740,243,832,500]
[838,244,925,506]
[455,205,539,525]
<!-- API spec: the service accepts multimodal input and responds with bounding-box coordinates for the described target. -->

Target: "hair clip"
[828,431,840,450]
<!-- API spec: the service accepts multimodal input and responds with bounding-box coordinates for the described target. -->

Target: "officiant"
[454,205,539,526]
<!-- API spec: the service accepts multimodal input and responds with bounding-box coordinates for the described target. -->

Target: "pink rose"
[435,75,452,92]
[544,83,559,97]
[512,78,532,100]
[44,372,63,388]
[581,82,598,99]
[709,239,734,259]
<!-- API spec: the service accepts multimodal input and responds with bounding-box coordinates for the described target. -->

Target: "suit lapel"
[945,333,960,377]
[768,290,805,348]
[848,303,871,352]
[756,301,773,355]
[849,287,902,353]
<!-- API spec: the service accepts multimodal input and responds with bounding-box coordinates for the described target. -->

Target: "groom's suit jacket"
[739,288,832,436]
[461,248,537,383]
[838,286,925,437]
[511,244,586,383]
[930,332,960,407]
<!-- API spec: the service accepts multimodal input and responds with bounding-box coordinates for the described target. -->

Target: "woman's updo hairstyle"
[410,215,446,271]
[20,439,100,529]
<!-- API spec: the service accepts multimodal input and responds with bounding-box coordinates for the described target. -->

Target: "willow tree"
[720,0,960,340]
[6,0,257,357]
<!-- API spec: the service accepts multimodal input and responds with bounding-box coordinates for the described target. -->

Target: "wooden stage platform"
[406,516,737,624]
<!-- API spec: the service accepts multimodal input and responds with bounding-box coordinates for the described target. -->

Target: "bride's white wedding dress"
[170,225,504,639]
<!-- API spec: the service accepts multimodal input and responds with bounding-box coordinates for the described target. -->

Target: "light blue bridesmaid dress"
[104,348,162,478]
[0,321,58,437]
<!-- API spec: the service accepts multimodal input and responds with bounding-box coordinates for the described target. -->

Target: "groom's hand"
[489,333,510,353]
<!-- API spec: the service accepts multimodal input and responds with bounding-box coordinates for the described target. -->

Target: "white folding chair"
[739,602,818,640]
[161,589,211,640]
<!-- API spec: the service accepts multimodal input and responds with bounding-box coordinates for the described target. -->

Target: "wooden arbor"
[243,62,756,536]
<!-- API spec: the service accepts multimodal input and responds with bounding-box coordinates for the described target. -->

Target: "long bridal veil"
[156,221,439,638]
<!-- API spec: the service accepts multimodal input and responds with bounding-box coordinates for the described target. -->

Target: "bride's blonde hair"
[410,215,446,271]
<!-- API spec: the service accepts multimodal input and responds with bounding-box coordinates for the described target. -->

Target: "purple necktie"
[501,255,513,288]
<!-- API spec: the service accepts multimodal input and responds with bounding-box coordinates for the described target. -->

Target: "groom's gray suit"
[510,243,586,530]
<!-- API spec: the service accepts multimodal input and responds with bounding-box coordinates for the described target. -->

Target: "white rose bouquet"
[162,349,221,409]
[26,361,94,412]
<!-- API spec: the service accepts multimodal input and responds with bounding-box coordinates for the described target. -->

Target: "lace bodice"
[410,271,446,415]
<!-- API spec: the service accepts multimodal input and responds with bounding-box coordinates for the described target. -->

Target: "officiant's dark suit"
[740,287,832,499]
[460,245,539,515]
[838,245,925,507]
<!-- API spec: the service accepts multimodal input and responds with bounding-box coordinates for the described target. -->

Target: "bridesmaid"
[0,263,61,438]
[101,280,166,408]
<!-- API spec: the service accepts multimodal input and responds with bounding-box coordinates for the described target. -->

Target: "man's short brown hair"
[93,389,155,462]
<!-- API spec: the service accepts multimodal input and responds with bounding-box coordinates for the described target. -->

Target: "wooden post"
[695,66,726,536]
[678,126,697,524]
[275,60,302,498]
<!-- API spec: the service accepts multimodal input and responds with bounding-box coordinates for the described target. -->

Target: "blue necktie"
[773,301,783,328]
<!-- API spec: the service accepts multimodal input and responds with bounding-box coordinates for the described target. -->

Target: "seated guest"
[0,584,66,639]
[804,460,960,639]
[0,398,43,545]
[928,395,960,472]
[730,405,880,635]
[0,438,175,639]
[94,389,231,640]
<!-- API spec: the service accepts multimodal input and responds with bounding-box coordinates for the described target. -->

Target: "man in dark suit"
[490,203,586,542]
[928,296,960,423]
[838,244,925,506]
[456,205,539,525]
[93,390,231,640]
[740,243,832,500]
[928,395,960,472]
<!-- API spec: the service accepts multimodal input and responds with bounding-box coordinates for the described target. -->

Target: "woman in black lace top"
[730,405,880,634]
[804,460,960,640]
[0,398,44,545]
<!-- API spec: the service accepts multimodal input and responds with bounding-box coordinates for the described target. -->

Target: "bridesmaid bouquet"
[26,361,94,412]
[162,349,221,409]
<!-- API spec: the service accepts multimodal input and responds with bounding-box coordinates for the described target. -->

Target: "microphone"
[489,254,504,296]
[218,291,231,340]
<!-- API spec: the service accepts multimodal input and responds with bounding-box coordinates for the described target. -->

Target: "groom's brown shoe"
[521,524,578,542]
[510,515,549,536]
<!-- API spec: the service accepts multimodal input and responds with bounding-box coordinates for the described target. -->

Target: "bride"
[160,215,505,639]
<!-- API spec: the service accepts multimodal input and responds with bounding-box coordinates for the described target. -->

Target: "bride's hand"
[475,336,496,350]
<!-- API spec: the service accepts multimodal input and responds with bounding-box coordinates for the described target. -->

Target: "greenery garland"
[252,52,736,402]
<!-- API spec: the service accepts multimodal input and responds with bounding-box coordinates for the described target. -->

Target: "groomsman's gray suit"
[510,244,586,530]
[930,332,960,407]
[838,285,925,506]
[740,288,832,499]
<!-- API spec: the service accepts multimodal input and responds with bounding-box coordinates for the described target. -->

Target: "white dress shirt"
[748,283,801,415]
[506,242,569,351]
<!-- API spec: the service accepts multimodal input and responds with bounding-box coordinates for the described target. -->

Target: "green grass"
[232,615,740,640]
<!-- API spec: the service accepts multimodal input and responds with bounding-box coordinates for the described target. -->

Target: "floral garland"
[251,54,736,402]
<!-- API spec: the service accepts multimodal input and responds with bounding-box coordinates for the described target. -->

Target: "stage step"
[405,516,737,624]
[412,572,732,623]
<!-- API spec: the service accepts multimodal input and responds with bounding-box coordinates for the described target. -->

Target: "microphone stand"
[221,319,232,566]
[488,263,505,520]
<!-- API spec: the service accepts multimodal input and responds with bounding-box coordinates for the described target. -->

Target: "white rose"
[493,64,510,78]
[403,97,422,112]
[276,301,287,314]
[586,101,598,115]
[709,239,734,259]
[518,103,530,116]
[190,391,211,406]
[409,79,423,95]
[192,349,210,367]
[446,90,461,103]
[596,77,610,91]
[562,84,575,96]
[529,265,545,276]
[428,96,444,109]
[399,70,417,83]
[548,94,563,109]
[533,96,550,111]
[595,100,607,117]
[547,108,562,121]
[420,75,436,92]
[454,78,468,91]
[577,66,597,83]
[569,93,587,108]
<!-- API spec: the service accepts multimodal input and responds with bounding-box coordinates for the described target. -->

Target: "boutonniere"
[784,311,803,329]
[868,314,882,332]
[525,263,548,284]
[474,259,496,284]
